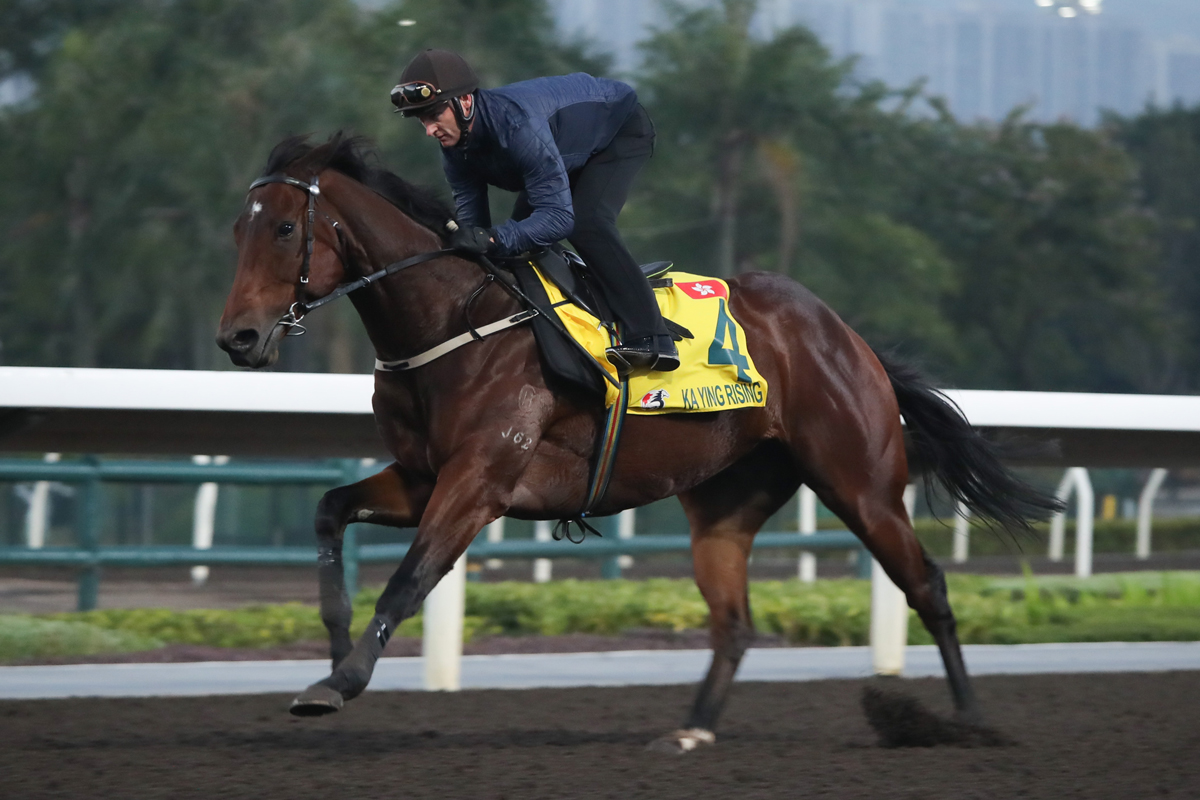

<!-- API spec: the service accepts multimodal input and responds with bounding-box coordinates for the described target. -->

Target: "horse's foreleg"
[292,457,513,716]
[304,465,428,686]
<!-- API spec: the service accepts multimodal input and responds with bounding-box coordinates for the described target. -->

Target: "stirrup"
[605,336,679,379]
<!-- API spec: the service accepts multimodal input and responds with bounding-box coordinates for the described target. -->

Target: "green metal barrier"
[0,456,361,610]
[0,457,870,610]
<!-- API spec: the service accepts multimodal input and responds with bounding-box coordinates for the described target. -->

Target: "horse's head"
[218,133,458,368]
[217,171,350,368]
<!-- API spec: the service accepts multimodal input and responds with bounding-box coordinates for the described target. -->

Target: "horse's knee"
[315,486,353,539]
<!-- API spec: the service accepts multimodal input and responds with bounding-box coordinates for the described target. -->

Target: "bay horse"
[217,133,1057,751]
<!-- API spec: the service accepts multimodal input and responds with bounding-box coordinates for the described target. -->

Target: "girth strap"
[552,329,630,544]
[374,308,539,372]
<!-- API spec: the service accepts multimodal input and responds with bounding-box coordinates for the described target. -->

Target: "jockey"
[391,48,679,376]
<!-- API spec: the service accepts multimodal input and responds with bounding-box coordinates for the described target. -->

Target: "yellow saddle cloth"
[531,266,768,414]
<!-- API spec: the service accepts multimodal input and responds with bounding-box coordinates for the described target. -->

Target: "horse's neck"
[332,177,480,363]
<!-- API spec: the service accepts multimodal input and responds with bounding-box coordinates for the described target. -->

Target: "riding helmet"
[392,49,479,117]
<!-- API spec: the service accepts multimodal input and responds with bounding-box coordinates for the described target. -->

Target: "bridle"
[246,172,455,337]
[243,168,621,539]
[242,171,613,390]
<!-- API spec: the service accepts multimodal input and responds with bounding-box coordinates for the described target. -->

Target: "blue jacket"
[441,73,639,256]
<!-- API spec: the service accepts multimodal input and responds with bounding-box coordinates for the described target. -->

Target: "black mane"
[261,132,453,236]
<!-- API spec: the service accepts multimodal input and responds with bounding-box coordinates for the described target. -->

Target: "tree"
[0,0,604,372]
[896,108,1163,391]
[632,0,960,362]
[1108,105,1200,392]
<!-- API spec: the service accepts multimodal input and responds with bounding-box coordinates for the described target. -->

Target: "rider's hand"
[446,222,494,255]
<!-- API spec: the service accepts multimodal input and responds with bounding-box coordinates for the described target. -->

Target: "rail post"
[24,452,61,548]
[1072,469,1095,578]
[952,500,970,564]
[190,455,229,586]
[869,484,915,675]
[1049,468,1094,577]
[1136,469,1168,560]
[484,517,504,569]
[533,520,552,583]
[616,508,635,569]
[423,551,466,691]
[798,486,817,582]
[76,457,102,612]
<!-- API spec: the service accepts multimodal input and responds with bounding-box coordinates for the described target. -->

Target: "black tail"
[875,351,1063,533]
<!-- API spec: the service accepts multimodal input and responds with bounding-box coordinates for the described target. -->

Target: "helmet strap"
[450,93,476,145]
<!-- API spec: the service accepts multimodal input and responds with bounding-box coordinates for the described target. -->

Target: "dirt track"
[2,672,1198,799]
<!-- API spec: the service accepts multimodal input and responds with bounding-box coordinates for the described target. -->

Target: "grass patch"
[0,615,162,661]
[4,571,1198,662]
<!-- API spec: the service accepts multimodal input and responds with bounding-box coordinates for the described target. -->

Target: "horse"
[217,132,1058,751]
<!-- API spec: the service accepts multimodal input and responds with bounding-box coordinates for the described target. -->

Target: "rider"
[391,48,679,376]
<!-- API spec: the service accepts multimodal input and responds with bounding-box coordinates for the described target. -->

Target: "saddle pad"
[530,265,768,415]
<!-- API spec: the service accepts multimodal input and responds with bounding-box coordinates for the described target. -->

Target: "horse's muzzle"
[216,325,278,368]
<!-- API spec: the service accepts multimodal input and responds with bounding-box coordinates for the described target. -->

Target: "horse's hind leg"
[808,457,979,722]
[651,441,801,753]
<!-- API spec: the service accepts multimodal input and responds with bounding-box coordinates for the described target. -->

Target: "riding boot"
[606,334,679,379]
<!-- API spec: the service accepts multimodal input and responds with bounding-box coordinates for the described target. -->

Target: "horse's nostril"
[226,329,259,352]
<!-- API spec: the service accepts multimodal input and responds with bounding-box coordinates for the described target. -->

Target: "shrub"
[0,615,162,661]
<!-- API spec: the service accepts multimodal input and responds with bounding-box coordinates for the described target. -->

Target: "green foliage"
[892,112,1162,389]
[44,603,332,648]
[0,0,603,373]
[627,0,1162,389]
[1107,105,1200,392]
[750,580,871,645]
[5,571,1200,662]
[0,614,161,661]
[0,0,1190,391]
[37,597,481,651]
[458,578,711,635]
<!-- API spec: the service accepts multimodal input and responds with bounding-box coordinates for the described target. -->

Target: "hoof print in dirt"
[861,687,1009,748]
[646,728,716,754]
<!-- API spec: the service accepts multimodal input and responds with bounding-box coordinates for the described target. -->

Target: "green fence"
[0,457,869,610]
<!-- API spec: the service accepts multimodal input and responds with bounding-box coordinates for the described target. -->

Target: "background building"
[552,0,1200,124]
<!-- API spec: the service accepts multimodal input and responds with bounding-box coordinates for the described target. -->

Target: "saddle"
[506,248,690,398]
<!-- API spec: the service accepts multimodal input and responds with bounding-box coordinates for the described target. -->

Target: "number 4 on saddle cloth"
[507,249,768,415]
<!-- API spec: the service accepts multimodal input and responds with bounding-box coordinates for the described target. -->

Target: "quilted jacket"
[440,73,639,256]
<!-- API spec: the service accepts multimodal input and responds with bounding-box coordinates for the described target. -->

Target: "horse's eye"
[276,221,295,237]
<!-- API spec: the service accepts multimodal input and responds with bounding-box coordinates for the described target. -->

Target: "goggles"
[391,80,443,112]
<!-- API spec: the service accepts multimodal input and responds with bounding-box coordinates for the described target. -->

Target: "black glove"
[446,222,494,255]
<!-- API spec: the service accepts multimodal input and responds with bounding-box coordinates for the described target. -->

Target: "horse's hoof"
[646,728,715,754]
[289,683,344,717]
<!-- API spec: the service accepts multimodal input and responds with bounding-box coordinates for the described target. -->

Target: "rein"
[247,169,625,541]
[245,171,618,390]
[248,173,459,338]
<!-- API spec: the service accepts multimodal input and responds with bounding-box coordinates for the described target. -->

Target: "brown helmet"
[391,49,479,117]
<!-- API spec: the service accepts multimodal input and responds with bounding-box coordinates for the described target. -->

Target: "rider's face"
[418,95,473,147]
